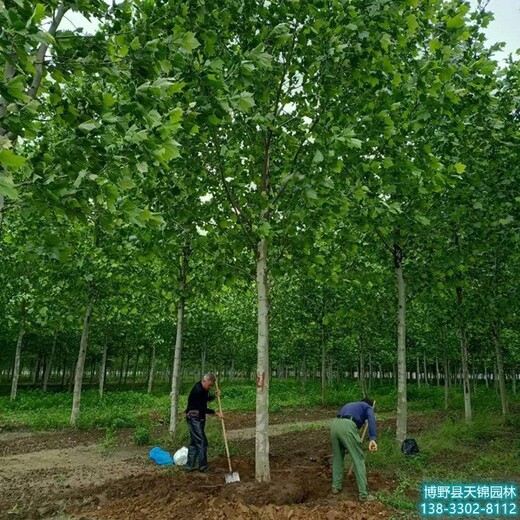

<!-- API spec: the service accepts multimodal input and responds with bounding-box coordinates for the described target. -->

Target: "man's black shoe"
[199,466,210,473]
[184,466,195,473]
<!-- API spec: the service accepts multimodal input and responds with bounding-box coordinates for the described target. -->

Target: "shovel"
[215,379,240,484]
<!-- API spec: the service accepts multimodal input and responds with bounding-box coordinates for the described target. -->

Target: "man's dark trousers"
[186,417,208,470]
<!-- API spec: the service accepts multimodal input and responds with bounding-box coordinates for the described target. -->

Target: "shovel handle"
[215,379,233,473]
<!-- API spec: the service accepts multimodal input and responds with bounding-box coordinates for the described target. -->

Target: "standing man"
[330,397,377,500]
[185,372,223,472]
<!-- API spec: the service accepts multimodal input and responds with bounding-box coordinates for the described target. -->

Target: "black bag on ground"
[401,438,420,456]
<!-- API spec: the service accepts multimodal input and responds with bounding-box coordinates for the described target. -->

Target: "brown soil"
[0,420,398,520]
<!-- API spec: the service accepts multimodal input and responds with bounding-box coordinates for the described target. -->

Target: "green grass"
[1,379,518,432]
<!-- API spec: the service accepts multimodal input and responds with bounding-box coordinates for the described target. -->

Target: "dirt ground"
[0,412,401,520]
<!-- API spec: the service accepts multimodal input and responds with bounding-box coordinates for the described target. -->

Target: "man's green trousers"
[330,417,368,498]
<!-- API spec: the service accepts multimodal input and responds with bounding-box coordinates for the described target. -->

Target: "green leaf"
[78,121,98,132]
[454,162,466,174]
[429,38,442,53]
[0,150,26,168]
[103,93,116,108]
[0,175,19,199]
[137,162,149,174]
[306,189,318,200]
[313,150,324,163]
[130,36,141,50]
[235,92,255,112]
[407,14,418,32]
[31,3,46,24]
[6,76,26,100]
[180,32,200,53]
[446,15,465,29]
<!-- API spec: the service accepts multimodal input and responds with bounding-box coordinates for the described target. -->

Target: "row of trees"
[1,0,519,481]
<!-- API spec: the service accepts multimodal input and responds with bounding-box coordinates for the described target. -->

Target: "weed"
[134,427,151,446]
[99,428,117,455]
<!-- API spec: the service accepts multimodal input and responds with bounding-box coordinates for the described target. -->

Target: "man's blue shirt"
[337,401,377,441]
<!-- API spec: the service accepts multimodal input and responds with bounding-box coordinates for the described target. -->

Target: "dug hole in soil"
[0,424,397,520]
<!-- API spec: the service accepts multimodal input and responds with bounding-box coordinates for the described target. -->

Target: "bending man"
[330,397,377,500]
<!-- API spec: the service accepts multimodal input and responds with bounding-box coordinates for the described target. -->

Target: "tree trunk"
[132,350,140,384]
[444,350,449,410]
[60,358,66,388]
[423,353,428,386]
[200,348,206,380]
[0,194,4,234]
[43,333,58,392]
[255,238,270,483]
[170,244,189,436]
[492,321,508,417]
[147,344,156,394]
[484,364,489,388]
[32,355,41,385]
[123,350,130,386]
[436,355,440,387]
[118,352,125,387]
[70,302,94,427]
[99,335,108,398]
[321,326,326,405]
[394,243,407,445]
[456,286,472,422]
[10,313,26,401]
[359,339,367,397]
[416,356,420,388]
[68,360,75,392]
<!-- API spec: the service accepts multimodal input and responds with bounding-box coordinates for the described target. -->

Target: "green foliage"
[133,426,150,446]
[99,427,118,455]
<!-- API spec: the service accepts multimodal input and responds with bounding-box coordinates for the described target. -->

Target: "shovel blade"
[225,472,240,484]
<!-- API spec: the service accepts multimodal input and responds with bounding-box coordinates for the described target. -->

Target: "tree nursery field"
[1,0,519,518]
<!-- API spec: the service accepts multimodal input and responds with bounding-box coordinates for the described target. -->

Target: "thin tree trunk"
[70,301,94,427]
[123,350,130,386]
[43,333,58,391]
[170,244,189,436]
[147,344,156,394]
[416,356,420,388]
[368,352,373,393]
[32,355,40,385]
[492,321,509,417]
[359,339,367,397]
[89,359,95,385]
[394,243,407,445]
[200,348,206,380]
[484,364,489,388]
[423,353,428,386]
[0,194,4,234]
[61,358,66,387]
[436,355,440,387]
[10,312,26,401]
[132,350,140,384]
[321,326,326,405]
[444,350,449,410]
[256,237,270,482]
[99,335,108,398]
[68,360,75,392]
[454,226,472,422]
[118,352,125,387]
[456,286,472,422]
